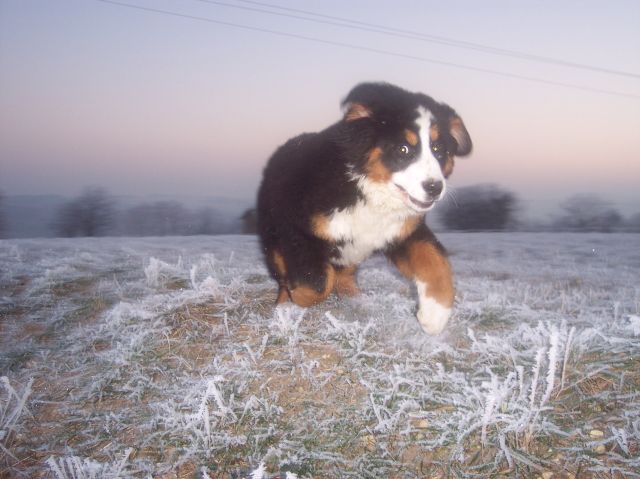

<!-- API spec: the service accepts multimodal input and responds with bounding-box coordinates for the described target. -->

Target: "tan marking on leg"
[311,213,333,241]
[335,265,360,297]
[404,129,419,146]
[276,286,290,304]
[272,250,291,304]
[393,241,454,307]
[365,147,391,183]
[290,264,336,308]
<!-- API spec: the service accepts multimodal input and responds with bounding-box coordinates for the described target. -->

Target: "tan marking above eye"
[404,129,419,146]
[429,124,440,142]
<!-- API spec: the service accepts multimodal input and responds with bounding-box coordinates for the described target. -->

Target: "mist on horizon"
[1,0,638,229]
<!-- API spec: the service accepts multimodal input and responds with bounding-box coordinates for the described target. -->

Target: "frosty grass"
[1,233,639,478]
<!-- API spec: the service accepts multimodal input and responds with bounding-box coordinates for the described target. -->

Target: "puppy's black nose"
[422,179,443,198]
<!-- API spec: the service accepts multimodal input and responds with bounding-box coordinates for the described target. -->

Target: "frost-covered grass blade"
[0,233,638,477]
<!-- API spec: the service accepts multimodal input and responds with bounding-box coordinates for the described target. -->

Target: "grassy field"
[1,233,639,478]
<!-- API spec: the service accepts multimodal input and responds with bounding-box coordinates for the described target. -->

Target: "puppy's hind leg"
[287,237,336,307]
[334,265,360,298]
[268,249,291,305]
[289,263,336,307]
[276,286,291,304]
[269,234,336,308]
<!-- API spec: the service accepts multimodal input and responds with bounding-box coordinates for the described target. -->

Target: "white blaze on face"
[391,106,446,212]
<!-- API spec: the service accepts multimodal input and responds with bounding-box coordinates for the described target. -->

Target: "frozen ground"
[0,233,639,478]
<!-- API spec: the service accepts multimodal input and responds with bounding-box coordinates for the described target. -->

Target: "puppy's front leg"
[414,275,453,335]
[386,227,454,335]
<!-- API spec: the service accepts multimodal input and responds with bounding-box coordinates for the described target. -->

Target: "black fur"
[257,82,471,298]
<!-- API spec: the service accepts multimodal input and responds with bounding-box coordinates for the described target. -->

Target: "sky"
[1,0,639,218]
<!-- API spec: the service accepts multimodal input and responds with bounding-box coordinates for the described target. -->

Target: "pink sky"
[1,0,639,217]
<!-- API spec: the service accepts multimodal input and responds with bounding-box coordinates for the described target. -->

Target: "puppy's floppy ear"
[449,115,472,156]
[418,94,472,157]
[343,102,373,122]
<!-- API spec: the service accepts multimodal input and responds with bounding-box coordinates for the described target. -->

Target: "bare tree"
[0,191,5,238]
[241,208,257,234]
[194,207,229,235]
[437,184,518,231]
[54,187,115,237]
[552,194,622,232]
[627,212,640,232]
[121,201,191,236]
[120,201,231,236]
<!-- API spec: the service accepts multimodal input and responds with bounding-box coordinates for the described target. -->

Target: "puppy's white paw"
[416,297,451,335]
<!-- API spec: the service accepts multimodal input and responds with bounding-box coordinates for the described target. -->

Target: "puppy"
[257,82,471,334]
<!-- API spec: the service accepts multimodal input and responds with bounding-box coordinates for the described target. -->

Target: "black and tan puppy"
[257,82,472,334]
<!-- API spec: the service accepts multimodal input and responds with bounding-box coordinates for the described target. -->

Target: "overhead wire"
[201,0,640,79]
[95,0,640,99]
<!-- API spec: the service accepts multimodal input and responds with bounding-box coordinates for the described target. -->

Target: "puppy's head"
[342,82,472,213]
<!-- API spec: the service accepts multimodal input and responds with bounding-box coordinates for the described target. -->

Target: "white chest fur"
[326,178,413,266]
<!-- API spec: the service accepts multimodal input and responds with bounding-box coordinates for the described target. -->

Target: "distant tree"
[626,212,640,232]
[194,207,227,235]
[120,202,231,236]
[0,191,5,238]
[121,201,193,236]
[241,208,257,234]
[552,194,622,232]
[54,187,115,237]
[437,184,518,231]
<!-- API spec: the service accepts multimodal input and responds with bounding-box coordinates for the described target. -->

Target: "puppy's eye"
[431,143,446,158]
[398,145,410,155]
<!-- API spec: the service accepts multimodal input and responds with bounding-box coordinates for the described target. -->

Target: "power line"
[96,0,640,99]
[203,0,640,79]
